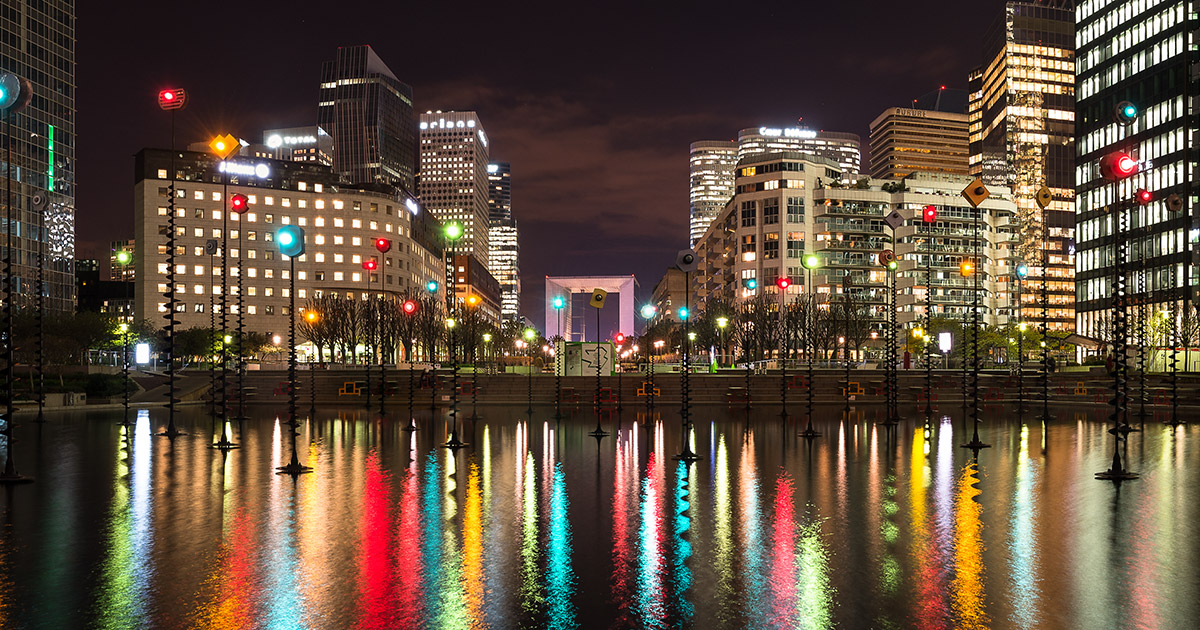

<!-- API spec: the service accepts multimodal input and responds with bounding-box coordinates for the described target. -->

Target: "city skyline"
[78,0,1008,326]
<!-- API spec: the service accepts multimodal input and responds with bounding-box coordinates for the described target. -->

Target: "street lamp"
[524,327,536,415]
[119,322,131,424]
[208,134,239,442]
[716,316,729,369]
[466,294,480,421]
[402,299,419,431]
[552,295,567,419]
[305,310,319,417]
[776,276,791,419]
[800,253,821,437]
[275,225,311,475]
[443,222,465,450]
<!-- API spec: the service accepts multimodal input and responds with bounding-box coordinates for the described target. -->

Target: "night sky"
[77,0,1005,328]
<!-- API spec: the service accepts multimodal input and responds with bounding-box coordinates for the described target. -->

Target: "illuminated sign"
[419,118,478,130]
[266,134,318,149]
[405,198,419,214]
[758,127,818,139]
[135,343,150,364]
[219,161,271,178]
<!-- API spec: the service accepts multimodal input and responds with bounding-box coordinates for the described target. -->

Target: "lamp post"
[229,194,249,422]
[959,178,990,450]
[208,134,239,437]
[403,299,419,431]
[614,332,626,412]
[1015,262,1029,414]
[921,205,939,418]
[119,322,131,424]
[275,225,311,475]
[641,304,659,413]
[374,237,392,417]
[305,311,319,417]
[801,253,821,438]
[115,250,133,424]
[425,279,440,421]
[552,295,566,419]
[442,222,465,450]
[523,328,536,415]
[716,316,729,369]
[776,276,792,418]
[156,87,186,440]
[362,257,378,412]
[466,294,480,421]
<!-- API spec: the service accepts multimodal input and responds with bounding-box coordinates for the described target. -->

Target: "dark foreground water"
[1,404,1197,629]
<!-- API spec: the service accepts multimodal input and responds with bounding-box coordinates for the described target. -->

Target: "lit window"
[193,265,204,275]
[352,272,361,282]
[333,200,344,210]
[315,217,325,226]
[315,234,325,245]
[334,253,344,263]
[352,237,362,246]
[334,272,344,281]
[315,253,325,262]
[193,284,204,294]
[212,192,222,202]
[248,268,257,278]
[352,254,361,263]
[334,218,344,227]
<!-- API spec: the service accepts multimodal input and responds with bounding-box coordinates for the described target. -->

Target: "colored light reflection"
[355,451,398,628]
[1008,425,1040,628]
[94,411,154,628]
[671,462,694,623]
[769,474,798,627]
[635,451,666,625]
[951,461,988,629]
[545,462,576,628]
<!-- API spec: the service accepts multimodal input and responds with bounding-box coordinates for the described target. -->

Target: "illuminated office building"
[1075,0,1197,344]
[0,0,76,313]
[693,153,1016,334]
[317,45,417,191]
[869,107,970,180]
[737,126,862,175]
[418,110,492,270]
[969,1,1075,329]
[486,162,521,321]
[132,148,445,336]
[260,126,333,165]
[689,140,738,247]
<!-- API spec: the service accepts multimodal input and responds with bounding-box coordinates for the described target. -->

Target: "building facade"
[737,127,863,175]
[486,162,520,320]
[132,149,445,335]
[869,107,970,180]
[451,254,502,325]
[418,110,491,269]
[689,141,738,247]
[694,153,1017,337]
[317,45,417,191]
[261,126,333,165]
[0,0,76,313]
[969,1,1076,329]
[1075,0,1196,343]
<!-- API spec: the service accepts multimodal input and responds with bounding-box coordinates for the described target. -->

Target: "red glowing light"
[157,88,187,111]
[923,205,938,223]
[362,259,377,271]
[615,333,625,344]
[777,277,791,290]
[374,238,392,253]
[402,300,418,315]
[1136,189,1152,205]
[229,193,249,214]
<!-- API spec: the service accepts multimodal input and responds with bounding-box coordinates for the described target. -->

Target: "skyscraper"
[1075,0,1195,344]
[737,126,862,174]
[487,162,521,321]
[317,45,417,191]
[418,110,491,269]
[969,1,1075,329]
[869,107,970,180]
[0,0,75,313]
[689,141,737,247]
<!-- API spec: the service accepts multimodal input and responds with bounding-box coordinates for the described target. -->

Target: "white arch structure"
[544,275,637,342]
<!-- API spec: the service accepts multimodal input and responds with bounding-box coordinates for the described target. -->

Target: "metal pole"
[675,270,697,460]
[277,256,311,475]
[802,267,819,437]
[1,113,27,482]
[236,210,245,421]
[160,110,181,438]
[364,272,372,412]
[924,232,933,416]
[779,283,788,418]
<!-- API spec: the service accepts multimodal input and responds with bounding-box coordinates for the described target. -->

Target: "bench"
[338,381,363,396]
[842,381,865,397]
[560,387,581,404]
[272,381,291,396]
[727,387,751,404]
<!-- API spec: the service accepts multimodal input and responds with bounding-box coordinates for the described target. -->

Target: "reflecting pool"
[1,405,1198,629]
